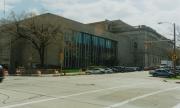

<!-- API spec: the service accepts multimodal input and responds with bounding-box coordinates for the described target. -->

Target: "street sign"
[172,54,177,61]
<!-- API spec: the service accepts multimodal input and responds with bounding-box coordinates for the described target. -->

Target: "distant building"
[0,13,174,73]
[89,21,173,67]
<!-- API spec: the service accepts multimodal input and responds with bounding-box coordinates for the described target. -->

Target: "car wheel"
[101,71,105,74]
[153,73,158,77]
[0,78,3,83]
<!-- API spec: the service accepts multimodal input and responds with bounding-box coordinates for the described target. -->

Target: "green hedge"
[63,69,81,73]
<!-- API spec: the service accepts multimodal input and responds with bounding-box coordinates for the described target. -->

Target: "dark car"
[149,69,175,77]
[124,67,138,72]
[176,66,180,75]
[0,65,4,83]
[111,66,125,73]
[110,67,119,72]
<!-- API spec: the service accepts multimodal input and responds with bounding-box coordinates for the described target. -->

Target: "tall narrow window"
[134,42,138,49]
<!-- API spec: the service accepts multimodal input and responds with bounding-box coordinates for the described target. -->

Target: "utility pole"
[173,23,176,75]
[158,22,177,76]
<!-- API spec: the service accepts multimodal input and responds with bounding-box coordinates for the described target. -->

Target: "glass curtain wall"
[64,32,117,69]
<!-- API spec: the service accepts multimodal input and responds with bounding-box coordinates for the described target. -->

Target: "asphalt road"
[0,71,180,108]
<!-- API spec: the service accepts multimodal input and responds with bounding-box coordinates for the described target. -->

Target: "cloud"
[0,0,22,14]
[3,0,22,9]
[40,0,142,23]
[39,0,179,21]
[0,0,180,40]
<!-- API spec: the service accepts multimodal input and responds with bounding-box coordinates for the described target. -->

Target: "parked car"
[176,66,180,75]
[86,68,105,74]
[0,65,4,83]
[175,70,180,75]
[110,67,119,72]
[157,67,179,75]
[104,68,113,74]
[149,68,175,77]
[124,67,137,72]
[144,66,159,71]
[111,66,125,72]
[149,70,155,75]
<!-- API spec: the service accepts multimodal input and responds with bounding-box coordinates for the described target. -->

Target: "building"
[0,13,174,73]
[89,20,173,67]
[0,31,11,68]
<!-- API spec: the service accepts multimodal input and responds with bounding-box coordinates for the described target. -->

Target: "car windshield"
[161,70,168,73]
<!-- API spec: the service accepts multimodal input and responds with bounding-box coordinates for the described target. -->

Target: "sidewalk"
[41,72,86,77]
[14,71,87,77]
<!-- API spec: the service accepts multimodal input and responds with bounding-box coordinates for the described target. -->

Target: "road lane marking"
[0,83,146,108]
[173,103,180,108]
[104,87,180,108]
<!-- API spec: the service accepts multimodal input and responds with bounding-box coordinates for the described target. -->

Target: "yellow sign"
[172,54,177,61]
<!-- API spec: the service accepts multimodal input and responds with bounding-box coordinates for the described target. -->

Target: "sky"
[0,0,180,41]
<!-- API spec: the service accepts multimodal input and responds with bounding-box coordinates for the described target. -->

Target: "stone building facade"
[88,20,173,67]
[0,13,173,73]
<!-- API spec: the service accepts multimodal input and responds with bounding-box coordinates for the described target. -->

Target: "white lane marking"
[173,103,180,108]
[0,83,146,108]
[105,87,180,108]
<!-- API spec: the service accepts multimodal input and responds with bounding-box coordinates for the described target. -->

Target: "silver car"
[104,68,113,74]
[86,68,105,74]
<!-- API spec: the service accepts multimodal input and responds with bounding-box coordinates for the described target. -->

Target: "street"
[0,71,180,108]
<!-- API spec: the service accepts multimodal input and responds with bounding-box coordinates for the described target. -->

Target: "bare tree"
[1,12,64,68]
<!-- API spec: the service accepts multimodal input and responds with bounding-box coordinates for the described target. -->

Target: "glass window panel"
[63,31,117,68]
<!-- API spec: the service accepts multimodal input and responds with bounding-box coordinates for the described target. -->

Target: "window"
[134,42,138,49]
[63,31,117,68]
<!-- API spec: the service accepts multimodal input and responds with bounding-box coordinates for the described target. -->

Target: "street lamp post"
[158,22,177,75]
[173,23,176,75]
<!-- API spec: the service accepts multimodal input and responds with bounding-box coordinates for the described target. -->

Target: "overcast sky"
[0,0,180,40]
